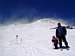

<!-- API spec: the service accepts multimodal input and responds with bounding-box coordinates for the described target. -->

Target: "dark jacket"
[56,26,67,37]
[52,38,58,44]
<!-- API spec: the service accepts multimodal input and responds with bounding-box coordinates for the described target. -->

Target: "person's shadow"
[57,46,70,50]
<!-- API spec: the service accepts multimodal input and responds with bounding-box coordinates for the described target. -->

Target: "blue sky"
[0,0,75,25]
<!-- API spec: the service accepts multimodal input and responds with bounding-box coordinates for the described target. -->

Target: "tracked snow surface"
[0,19,75,56]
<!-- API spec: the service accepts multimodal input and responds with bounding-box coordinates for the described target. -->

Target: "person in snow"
[56,23,69,48]
[52,36,58,49]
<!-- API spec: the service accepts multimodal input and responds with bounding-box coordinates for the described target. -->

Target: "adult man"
[56,23,69,48]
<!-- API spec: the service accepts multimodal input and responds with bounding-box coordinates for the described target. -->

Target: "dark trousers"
[58,36,68,48]
[54,44,58,49]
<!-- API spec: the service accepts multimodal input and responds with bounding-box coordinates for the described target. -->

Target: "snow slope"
[0,19,75,56]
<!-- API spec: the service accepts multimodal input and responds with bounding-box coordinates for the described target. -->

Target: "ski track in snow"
[0,19,75,56]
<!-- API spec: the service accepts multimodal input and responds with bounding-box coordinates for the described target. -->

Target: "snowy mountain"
[0,19,75,56]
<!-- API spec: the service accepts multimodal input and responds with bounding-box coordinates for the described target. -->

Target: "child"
[52,36,58,49]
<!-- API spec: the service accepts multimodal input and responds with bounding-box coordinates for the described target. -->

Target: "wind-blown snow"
[0,19,75,56]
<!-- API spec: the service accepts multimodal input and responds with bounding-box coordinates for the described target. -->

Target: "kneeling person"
[52,36,58,49]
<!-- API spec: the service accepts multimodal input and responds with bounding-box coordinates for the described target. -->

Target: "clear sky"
[0,0,75,25]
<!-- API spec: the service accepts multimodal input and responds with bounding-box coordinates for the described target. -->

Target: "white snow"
[0,19,75,56]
